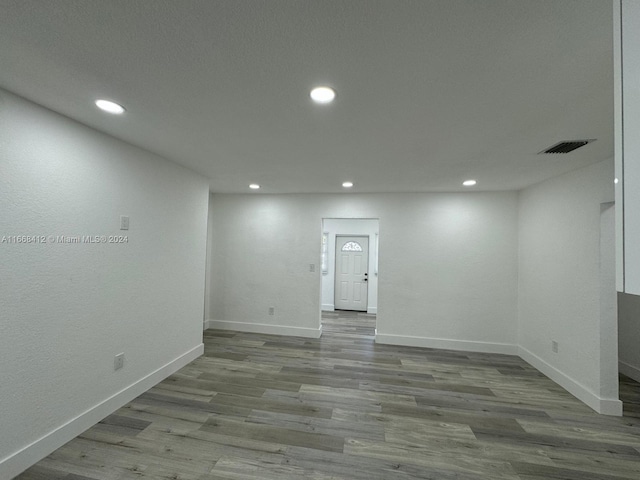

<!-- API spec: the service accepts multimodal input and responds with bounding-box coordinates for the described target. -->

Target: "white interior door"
[334,236,369,311]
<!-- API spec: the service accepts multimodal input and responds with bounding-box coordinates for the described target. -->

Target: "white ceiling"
[0,0,613,193]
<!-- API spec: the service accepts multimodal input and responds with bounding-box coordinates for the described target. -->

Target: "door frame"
[320,218,379,315]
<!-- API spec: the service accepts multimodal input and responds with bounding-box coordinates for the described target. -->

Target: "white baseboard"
[206,319,322,339]
[519,346,622,416]
[619,359,640,383]
[375,333,517,355]
[367,307,377,314]
[1,344,204,479]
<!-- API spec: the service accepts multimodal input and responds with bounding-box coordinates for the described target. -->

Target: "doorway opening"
[321,218,379,332]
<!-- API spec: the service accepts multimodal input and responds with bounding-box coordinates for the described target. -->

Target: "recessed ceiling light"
[95,99,125,114]
[310,86,336,104]
[342,181,354,188]
[249,184,260,190]
[463,180,477,187]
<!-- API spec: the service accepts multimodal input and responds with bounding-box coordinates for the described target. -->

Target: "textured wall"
[208,192,518,348]
[0,90,209,476]
[518,159,619,412]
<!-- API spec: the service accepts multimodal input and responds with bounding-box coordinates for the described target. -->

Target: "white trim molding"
[1,344,204,479]
[206,319,322,339]
[519,346,623,416]
[321,304,335,312]
[375,333,517,355]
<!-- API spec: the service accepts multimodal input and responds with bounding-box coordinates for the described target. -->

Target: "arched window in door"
[341,241,363,252]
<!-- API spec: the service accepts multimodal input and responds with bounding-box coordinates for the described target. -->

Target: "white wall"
[0,90,209,478]
[321,218,379,314]
[615,0,640,294]
[207,194,326,337]
[375,193,518,352]
[518,159,621,415]
[619,292,640,382]
[613,0,640,409]
[207,192,518,352]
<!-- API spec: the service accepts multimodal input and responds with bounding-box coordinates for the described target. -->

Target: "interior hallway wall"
[614,0,640,392]
[0,90,210,478]
[518,158,620,415]
[207,192,518,351]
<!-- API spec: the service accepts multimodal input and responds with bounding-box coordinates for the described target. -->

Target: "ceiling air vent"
[539,139,596,154]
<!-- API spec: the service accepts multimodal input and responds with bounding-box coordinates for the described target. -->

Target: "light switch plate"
[114,353,125,370]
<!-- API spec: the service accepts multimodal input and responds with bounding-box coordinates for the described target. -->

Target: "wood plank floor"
[16,311,640,480]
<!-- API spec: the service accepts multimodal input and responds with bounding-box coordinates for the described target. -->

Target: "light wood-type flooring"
[16,311,640,479]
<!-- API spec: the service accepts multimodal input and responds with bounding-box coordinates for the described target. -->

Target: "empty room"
[2,1,640,479]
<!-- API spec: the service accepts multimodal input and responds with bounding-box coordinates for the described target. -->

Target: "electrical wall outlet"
[114,353,125,370]
[552,341,558,353]
[120,215,130,230]
[309,264,315,272]
[268,306,275,316]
